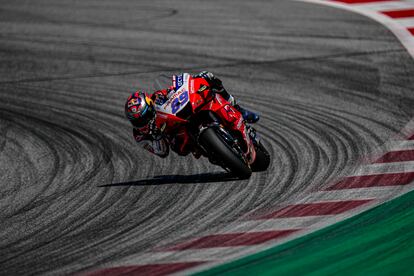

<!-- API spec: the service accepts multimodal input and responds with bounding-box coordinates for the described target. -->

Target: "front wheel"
[251,141,271,172]
[199,127,252,179]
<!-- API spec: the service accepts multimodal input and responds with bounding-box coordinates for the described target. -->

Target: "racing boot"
[235,104,260,123]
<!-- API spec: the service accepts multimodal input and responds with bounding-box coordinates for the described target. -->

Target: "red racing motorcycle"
[153,73,270,179]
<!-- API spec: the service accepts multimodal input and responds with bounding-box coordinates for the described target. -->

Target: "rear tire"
[251,141,270,172]
[199,127,252,179]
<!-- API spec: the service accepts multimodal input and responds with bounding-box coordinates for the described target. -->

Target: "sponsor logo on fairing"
[190,79,195,92]
[198,85,208,93]
[160,122,167,132]
[237,117,243,129]
[165,91,180,106]
[175,74,184,90]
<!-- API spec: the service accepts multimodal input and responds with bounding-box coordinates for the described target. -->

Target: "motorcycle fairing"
[154,74,256,164]
[157,74,191,115]
[172,73,188,91]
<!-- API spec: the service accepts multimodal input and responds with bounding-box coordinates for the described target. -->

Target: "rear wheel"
[251,141,270,172]
[199,127,252,179]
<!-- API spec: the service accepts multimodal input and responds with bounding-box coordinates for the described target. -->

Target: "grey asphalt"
[1,0,414,275]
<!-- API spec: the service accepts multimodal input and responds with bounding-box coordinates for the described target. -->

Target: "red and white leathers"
[132,89,171,158]
[130,71,248,158]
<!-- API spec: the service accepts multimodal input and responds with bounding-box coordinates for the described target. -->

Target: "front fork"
[197,122,253,167]
[192,108,258,165]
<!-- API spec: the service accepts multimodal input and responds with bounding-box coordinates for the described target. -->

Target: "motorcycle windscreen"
[152,73,181,92]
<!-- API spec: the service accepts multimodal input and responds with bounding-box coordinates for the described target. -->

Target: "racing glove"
[149,120,164,141]
[133,126,169,158]
[153,89,172,106]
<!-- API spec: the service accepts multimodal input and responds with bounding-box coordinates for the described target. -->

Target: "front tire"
[199,127,252,179]
[251,141,270,172]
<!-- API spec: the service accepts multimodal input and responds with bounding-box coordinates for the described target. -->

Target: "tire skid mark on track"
[87,109,414,274]
[0,47,406,85]
[1,1,414,275]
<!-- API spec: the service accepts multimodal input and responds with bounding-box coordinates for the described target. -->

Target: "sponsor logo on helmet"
[145,96,153,106]
[128,97,141,107]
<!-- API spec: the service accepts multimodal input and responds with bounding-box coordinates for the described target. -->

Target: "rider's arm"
[152,89,173,105]
[133,128,169,158]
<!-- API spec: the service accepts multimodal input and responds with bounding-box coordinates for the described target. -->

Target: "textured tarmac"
[1,0,414,275]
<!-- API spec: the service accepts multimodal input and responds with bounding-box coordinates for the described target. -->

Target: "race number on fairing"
[171,90,189,114]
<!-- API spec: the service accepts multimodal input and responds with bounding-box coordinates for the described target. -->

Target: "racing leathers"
[132,71,258,158]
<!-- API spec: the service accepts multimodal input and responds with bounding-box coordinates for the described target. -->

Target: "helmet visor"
[131,104,155,128]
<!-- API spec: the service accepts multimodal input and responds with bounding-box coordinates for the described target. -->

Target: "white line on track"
[301,185,408,201]
[399,117,414,137]
[113,244,297,266]
[112,250,220,265]
[395,17,414,27]
[386,140,414,151]
[350,160,414,176]
[299,0,414,57]
[349,1,414,11]
[219,216,330,233]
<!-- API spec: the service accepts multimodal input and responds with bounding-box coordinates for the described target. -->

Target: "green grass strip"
[196,190,414,276]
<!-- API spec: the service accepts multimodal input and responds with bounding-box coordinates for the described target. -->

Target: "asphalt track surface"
[1,0,414,275]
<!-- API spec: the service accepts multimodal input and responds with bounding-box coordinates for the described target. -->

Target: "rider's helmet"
[125,91,156,128]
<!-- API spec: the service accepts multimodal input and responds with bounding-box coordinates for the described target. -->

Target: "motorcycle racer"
[125,71,259,158]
